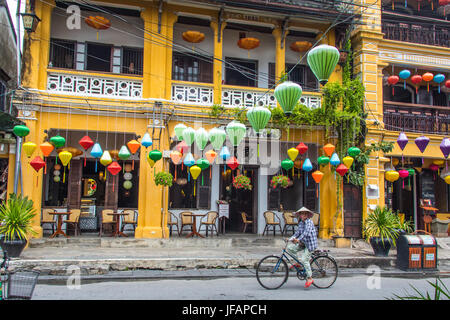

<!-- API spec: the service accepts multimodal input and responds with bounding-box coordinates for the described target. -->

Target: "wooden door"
[67,159,82,209]
[343,183,362,238]
[104,171,119,210]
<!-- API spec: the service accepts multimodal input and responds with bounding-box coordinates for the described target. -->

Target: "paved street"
[32,274,450,300]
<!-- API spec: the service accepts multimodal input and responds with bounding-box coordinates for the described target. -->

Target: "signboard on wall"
[219,203,229,219]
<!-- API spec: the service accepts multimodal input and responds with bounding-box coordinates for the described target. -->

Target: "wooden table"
[49,212,71,238]
[107,212,129,238]
[184,214,206,238]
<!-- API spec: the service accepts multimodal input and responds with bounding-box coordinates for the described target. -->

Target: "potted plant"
[232,174,252,190]
[0,193,37,258]
[154,171,174,187]
[363,206,400,257]
[270,175,290,189]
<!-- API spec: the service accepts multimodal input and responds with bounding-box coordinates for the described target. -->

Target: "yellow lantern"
[182,31,205,43]
[385,170,400,182]
[100,151,112,167]
[343,156,354,169]
[190,165,202,196]
[22,142,37,158]
[287,148,299,161]
[147,157,155,168]
[58,151,72,183]
[290,41,313,53]
[392,158,399,166]
[445,175,450,185]
[433,159,445,166]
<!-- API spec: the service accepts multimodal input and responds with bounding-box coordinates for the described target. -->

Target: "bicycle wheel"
[310,255,338,289]
[256,255,289,290]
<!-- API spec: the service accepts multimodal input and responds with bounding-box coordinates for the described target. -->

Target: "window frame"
[85,41,113,73]
[172,51,213,84]
[49,38,76,70]
[225,57,258,88]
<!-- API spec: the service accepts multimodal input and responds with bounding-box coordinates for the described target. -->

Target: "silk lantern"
[411,74,422,94]
[182,127,195,148]
[415,135,430,165]
[311,170,324,198]
[318,156,330,167]
[174,123,187,141]
[50,135,66,149]
[422,72,434,92]
[399,70,411,89]
[287,148,299,176]
[58,150,72,183]
[118,145,131,161]
[434,74,445,93]
[274,81,302,115]
[407,168,415,188]
[209,128,227,152]
[148,150,162,174]
[330,153,340,179]
[79,135,94,167]
[446,79,450,89]
[205,149,217,179]
[22,142,36,158]
[440,137,450,171]
[397,132,409,165]
[290,41,312,53]
[141,132,153,149]
[281,159,294,176]
[123,180,133,190]
[13,125,30,138]
[387,75,399,96]
[30,156,45,187]
[90,142,103,172]
[184,152,195,181]
[247,107,271,156]
[107,161,122,192]
[220,146,231,174]
[127,139,141,170]
[226,121,246,147]
[385,170,400,183]
[430,164,440,180]
[445,175,450,185]
[399,169,409,189]
[110,149,119,161]
[170,150,183,181]
[237,37,260,57]
[176,141,189,155]
[296,142,308,156]
[40,142,54,174]
[343,156,354,169]
[197,158,210,185]
[336,164,348,177]
[195,128,209,153]
[85,15,110,40]
[227,156,239,171]
[348,146,361,158]
[302,158,313,186]
[323,143,335,157]
[307,44,340,85]
[100,150,112,169]
[189,165,202,196]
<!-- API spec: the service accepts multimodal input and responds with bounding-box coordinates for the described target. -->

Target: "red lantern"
[30,156,45,186]
[296,142,308,156]
[227,156,239,171]
[107,161,122,192]
[387,75,399,96]
[422,72,434,92]
[176,141,189,155]
[445,79,450,89]
[336,164,348,177]
[79,135,94,167]
[411,74,422,94]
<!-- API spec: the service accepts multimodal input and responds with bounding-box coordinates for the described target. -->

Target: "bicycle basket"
[5,271,40,300]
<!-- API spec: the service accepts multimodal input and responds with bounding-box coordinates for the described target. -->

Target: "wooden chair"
[63,209,81,236]
[99,209,115,237]
[282,211,297,236]
[263,211,283,236]
[423,215,433,233]
[241,212,253,233]
[121,209,137,233]
[41,208,56,234]
[167,211,179,236]
[199,211,219,237]
[179,211,194,236]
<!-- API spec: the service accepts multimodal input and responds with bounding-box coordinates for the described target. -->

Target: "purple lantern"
[440,138,450,159]
[415,135,430,165]
[397,132,408,164]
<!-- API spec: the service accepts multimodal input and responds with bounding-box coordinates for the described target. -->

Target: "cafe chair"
[121,209,137,233]
[179,211,194,236]
[198,211,219,237]
[99,209,115,237]
[167,211,179,236]
[63,209,81,236]
[263,211,283,236]
[41,208,56,234]
[241,212,253,233]
[282,211,297,236]
[423,215,433,233]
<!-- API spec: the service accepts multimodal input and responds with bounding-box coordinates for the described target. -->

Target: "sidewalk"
[7,234,450,281]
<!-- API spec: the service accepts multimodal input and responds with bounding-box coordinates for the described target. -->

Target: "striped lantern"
[274,81,302,115]
[307,44,340,85]
[246,106,271,156]
[226,121,246,147]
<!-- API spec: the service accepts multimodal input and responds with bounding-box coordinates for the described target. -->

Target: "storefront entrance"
[219,166,258,233]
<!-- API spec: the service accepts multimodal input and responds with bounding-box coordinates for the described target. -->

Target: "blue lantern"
[399,69,411,89]
[302,158,313,186]
[141,132,153,149]
[90,142,103,172]
[434,74,445,93]
[183,152,195,181]
[219,146,231,174]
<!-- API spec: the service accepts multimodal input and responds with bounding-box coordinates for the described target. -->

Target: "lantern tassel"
[63,167,66,183]
[316,185,318,198]
[209,167,211,179]
[175,165,177,181]
[194,182,196,196]
[202,172,204,186]
[132,159,135,171]
[84,153,87,167]
[95,159,98,172]
[44,158,47,174]
[306,174,308,187]
[188,171,190,182]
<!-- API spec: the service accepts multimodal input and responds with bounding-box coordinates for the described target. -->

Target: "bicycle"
[256,239,338,290]
[1,248,40,300]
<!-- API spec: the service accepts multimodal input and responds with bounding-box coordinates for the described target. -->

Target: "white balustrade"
[47,72,143,98]
[171,83,214,105]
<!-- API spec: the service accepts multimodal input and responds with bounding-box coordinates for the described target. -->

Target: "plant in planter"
[363,206,400,257]
[0,193,37,258]
[270,175,290,189]
[154,171,174,187]
[395,216,414,235]
[232,174,252,190]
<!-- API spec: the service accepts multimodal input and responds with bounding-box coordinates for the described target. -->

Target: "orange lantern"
[110,149,119,161]
[422,72,434,92]
[290,41,312,53]
[182,31,205,43]
[127,140,141,170]
[323,143,335,157]
[85,16,111,40]
[312,170,324,198]
[40,142,54,174]
[238,37,260,57]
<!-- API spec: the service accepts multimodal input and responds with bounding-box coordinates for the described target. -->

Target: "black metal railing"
[384,101,450,134]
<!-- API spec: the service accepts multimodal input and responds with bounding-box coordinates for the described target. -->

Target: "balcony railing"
[382,19,449,48]
[384,101,450,134]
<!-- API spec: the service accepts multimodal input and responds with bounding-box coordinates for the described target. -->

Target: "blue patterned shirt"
[289,218,318,252]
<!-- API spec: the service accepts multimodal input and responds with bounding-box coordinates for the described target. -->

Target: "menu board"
[421,171,435,207]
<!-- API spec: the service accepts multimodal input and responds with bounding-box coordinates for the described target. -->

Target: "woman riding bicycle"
[286,207,318,288]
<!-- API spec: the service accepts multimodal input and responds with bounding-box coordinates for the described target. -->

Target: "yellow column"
[165,13,178,101]
[272,26,286,83]
[211,20,226,105]
[38,0,55,90]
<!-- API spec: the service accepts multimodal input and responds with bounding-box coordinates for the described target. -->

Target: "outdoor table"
[107,212,129,237]
[184,213,206,238]
[49,211,71,238]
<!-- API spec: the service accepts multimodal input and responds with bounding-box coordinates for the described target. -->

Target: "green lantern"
[209,127,227,151]
[13,125,30,138]
[348,147,361,158]
[118,145,131,160]
[281,158,294,171]
[274,81,302,115]
[226,121,246,147]
[174,123,187,141]
[123,180,133,190]
[149,149,162,162]
[318,156,330,166]
[195,128,209,152]
[49,135,66,148]
[197,158,210,185]
[246,107,271,133]
[307,44,340,85]
[182,127,195,147]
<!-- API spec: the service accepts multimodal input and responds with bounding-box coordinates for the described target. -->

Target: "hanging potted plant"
[0,193,37,258]
[232,174,252,190]
[363,206,401,257]
[270,175,290,189]
[154,171,174,187]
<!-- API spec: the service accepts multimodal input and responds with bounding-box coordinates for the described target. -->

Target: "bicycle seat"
[312,249,329,256]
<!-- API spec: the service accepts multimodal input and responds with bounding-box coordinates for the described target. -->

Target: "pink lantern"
[430,163,440,180]
[398,169,409,189]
